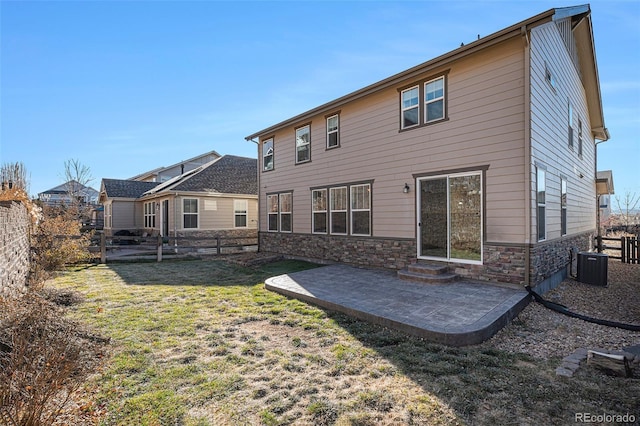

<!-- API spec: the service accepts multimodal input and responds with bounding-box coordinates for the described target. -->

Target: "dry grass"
[46,258,639,425]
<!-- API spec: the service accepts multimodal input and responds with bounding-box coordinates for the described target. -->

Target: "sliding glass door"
[418,172,482,263]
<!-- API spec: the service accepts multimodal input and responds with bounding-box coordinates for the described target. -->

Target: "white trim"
[329,186,348,235]
[233,199,248,228]
[401,85,419,129]
[182,197,199,230]
[416,171,483,265]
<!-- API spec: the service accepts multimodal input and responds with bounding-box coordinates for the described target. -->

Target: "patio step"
[397,262,459,284]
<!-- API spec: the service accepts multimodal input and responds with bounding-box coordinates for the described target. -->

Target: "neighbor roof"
[140,155,258,197]
[101,179,161,199]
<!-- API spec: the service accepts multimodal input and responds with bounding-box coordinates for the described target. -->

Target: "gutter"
[245,9,556,141]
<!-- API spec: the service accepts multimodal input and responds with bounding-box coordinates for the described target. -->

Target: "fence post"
[597,235,602,253]
[216,236,221,255]
[100,233,106,264]
[157,234,163,262]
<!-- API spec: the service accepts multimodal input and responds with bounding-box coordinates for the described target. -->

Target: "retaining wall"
[0,201,30,296]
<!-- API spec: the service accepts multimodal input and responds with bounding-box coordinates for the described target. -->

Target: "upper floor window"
[400,74,447,130]
[567,100,574,149]
[263,138,274,171]
[183,198,198,229]
[326,114,340,149]
[577,120,583,157]
[295,125,310,164]
[425,76,445,123]
[545,63,556,91]
[401,86,419,129]
[234,199,248,228]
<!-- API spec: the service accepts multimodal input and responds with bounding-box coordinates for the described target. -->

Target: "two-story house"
[246,5,609,290]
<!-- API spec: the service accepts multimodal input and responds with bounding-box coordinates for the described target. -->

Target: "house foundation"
[259,230,594,288]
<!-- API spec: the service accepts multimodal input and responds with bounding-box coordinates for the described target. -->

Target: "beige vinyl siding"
[529,20,596,242]
[260,37,527,244]
[111,200,136,229]
[176,195,258,231]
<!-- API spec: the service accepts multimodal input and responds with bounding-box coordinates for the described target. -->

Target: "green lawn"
[50,259,638,425]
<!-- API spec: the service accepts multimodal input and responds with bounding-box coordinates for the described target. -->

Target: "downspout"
[247,138,261,251]
[522,25,532,287]
[174,192,179,252]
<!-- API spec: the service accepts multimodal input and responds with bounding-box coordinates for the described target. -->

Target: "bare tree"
[614,190,640,233]
[0,161,29,193]
[61,159,94,220]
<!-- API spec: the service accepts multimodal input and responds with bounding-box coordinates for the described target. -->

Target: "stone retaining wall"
[0,201,30,296]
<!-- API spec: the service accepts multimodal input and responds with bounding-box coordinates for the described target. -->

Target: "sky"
[1,0,638,201]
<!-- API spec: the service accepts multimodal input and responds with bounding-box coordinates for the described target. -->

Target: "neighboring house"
[38,180,99,207]
[99,155,258,240]
[245,5,609,289]
[129,150,221,182]
[596,170,614,221]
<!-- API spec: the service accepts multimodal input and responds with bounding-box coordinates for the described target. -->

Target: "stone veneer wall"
[260,230,594,287]
[0,201,30,296]
[174,228,258,246]
[259,232,416,270]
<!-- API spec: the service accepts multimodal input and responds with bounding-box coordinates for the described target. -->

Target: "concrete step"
[407,262,450,275]
[397,268,459,284]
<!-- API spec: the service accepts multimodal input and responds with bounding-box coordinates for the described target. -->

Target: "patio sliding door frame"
[415,169,484,265]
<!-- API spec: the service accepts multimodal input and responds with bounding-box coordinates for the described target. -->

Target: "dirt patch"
[483,261,640,360]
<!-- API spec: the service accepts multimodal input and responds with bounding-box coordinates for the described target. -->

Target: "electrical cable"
[525,285,640,332]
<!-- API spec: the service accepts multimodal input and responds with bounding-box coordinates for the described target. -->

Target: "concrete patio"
[265,264,530,346]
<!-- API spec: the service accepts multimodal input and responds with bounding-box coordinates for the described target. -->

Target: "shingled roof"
[101,179,161,199]
[170,155,257,195]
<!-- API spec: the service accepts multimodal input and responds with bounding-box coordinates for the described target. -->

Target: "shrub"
[0,293,106,425]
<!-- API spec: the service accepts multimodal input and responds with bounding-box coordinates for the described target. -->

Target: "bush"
[0,293,106,425]
[29,206,92,288]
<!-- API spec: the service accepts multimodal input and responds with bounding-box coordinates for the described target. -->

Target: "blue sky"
[1,0,638,200]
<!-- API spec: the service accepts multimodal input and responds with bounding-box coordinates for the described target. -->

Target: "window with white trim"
[144,201,156,228]
[350,184,371,236]
[401,86,419,129]
[183,198,198,229]
[234,199,248,228]
[537,168,546,241]
[267,192,292,232]
[312,189,327,233]
[425,76,445,123]
[561,178,567,236]
[295,125,310,164]
[279,192,292,232]
[330,187,348,235]
[326,114,339,149]
[263,138,274,171]
[267,194,278,231]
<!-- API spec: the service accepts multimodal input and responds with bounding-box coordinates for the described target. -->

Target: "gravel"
[482,260,640,360]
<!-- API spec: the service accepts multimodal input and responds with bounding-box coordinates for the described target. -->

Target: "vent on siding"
[555,18,581,78]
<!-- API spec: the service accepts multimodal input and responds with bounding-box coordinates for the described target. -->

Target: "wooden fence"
[94,234,258,263]
[595,235,639,264]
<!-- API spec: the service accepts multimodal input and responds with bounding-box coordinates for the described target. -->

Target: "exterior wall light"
[403,183,410,193]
